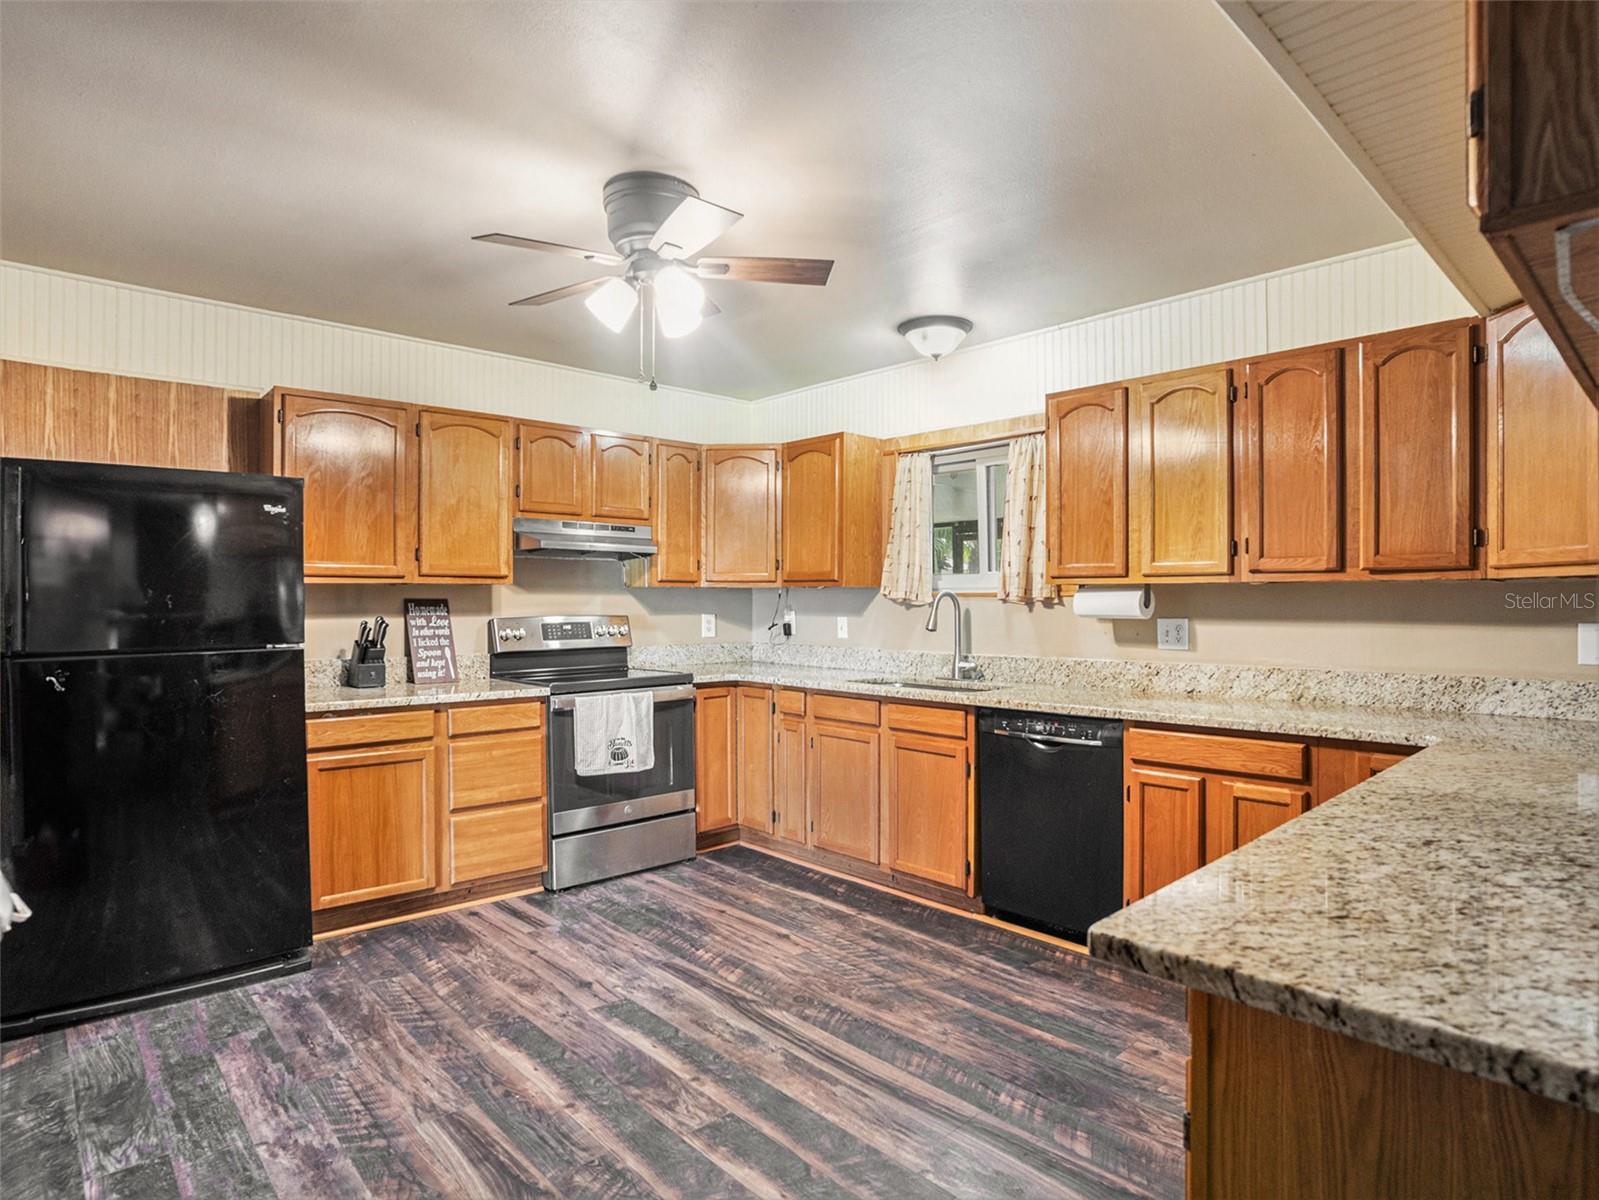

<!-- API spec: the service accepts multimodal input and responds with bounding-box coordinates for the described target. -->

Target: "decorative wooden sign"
[404,598,458,684]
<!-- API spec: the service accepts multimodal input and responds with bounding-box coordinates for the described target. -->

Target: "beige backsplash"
[303,558,754,660]
[758,580,1599,682]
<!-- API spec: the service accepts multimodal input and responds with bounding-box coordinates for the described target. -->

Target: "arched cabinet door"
[781,434,844,583]
[653,440,702,584]
[282,392,414,580]
[1485,305,1599,574]
[417,410,512,580]
[1132,367,1234,577]
[591,433,653,521]
[703,446,780,584]
[1046,384,1129,580]
[1355,322,1475,573]
[516,420,590,517]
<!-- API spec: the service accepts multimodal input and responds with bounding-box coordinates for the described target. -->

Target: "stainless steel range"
[488,614,696,890]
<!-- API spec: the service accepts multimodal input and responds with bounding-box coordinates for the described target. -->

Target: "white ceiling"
[0,0,1407,399]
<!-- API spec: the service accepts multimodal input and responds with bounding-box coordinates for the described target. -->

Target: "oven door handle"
[549,684,696,712]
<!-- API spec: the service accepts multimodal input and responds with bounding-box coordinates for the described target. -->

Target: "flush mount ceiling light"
[474,172,835,387]
[898,315,973,361]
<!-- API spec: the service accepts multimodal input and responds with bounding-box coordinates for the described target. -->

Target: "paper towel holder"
[1071,584,1155,620]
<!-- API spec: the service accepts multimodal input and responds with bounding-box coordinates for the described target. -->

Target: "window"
[931,444,1008,592]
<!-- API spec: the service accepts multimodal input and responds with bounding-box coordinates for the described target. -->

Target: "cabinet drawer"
[884,703,967,739]
[811,693,880,727]
[448,802,546,885]
[447,700,543,737]
[448,730,545,810]
[306,708,435,751]
[776,689,808,716]
[1126,727,1308,782]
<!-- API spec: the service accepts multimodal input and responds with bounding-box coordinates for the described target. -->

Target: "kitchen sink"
[849,677,999,693]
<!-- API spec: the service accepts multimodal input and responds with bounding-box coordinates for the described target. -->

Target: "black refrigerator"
[1,458,312,1037]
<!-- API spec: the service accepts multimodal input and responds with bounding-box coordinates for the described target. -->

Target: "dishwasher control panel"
[986,713,1122,746]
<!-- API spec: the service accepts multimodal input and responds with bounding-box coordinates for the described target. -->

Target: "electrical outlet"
[700,613,716,638]
[1580,623,1599,666]
[1157,618,1190,651]
[836,616,849,639]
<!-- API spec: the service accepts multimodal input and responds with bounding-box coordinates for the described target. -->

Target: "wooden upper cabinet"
[1124,766,1204,903]
[694,686,738,833]
[281,391,414,580]
[1356,322,1476,573]
[704,446,780,584]
[1486,306,1599,574]
[781,433,883,587]
[1046,384,1129,580]
[653,440,702,584]
[1132,367,1234,577]
[884,727,970,892]
[1240,348,1344,575]
[592,433,653,521]
[417,410,512,580]
[808,719,880,863]
[516,420,590,517]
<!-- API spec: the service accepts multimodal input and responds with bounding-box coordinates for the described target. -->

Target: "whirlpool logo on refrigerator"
[261,503,288,516]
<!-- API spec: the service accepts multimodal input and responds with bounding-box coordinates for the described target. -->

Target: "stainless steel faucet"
[925,590,976,680]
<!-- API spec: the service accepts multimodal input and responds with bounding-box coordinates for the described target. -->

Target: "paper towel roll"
[1072,585,1154,619]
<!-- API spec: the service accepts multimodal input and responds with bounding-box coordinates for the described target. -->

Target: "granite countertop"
[678,659,1599,1112]
[304,677,548,714]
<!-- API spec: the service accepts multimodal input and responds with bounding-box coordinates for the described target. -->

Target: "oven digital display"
[541,621,591,641]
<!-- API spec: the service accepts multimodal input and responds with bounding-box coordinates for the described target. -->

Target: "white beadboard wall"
[750,240,1473,441]
[0,261,751,443]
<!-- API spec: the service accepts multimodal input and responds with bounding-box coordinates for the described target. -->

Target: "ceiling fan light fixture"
[583,277,639,332]
[898,315,973,361]
[654,265,708,338]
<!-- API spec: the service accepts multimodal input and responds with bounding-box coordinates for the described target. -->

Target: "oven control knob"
[513,628,525,640]
[617,623,629,637]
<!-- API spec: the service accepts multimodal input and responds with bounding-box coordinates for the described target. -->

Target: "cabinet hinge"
[965,859,972,877]
[809,820,814,833]
[1227,384,1238,403]
[1467,86,1484,139]
[1230,538,1238,556]
[772,810,778,824]
[1471,526,1486,547]
[514,435,521,451]
[415,422,422,437]
[1182,1111,1192,1151]
[966,761,972,779]
[1243,535,1249,555]
[414,546,421,562]
[1471,343,1486,364]
[275,407,284,424]
[771,701,776,714]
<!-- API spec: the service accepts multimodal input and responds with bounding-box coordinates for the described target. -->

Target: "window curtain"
[880,451,934,605]
[996,433,1059,603]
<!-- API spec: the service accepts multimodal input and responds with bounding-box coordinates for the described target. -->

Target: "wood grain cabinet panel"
[1241,348,1344,575]
[736,686,774,834]
[282,392,414,580]
[808,720,880,863]
[306,709,436,752]
[884,729,969,890]
[773,713,808,844]
[446,730,544,810]
[307,742,436,910]
[1132,367,1234,578]
[591,433,653,521]
[1046,384,1129,580]
[1210,780,1310,862]
[1355,323,1477,573]
[653,440,702,584]
[695,686,739,833]
[417,409,513,580]
[516,420,590,517]
[446,701,542,737]
[1124,767,1203,904]
[447,802,546,886]
[1486,305,1599,574]
[704,447,780,584]
[1125,727,1308,783]
[782,434,845,583]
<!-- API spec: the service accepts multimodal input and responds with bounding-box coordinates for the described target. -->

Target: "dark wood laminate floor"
[1,846,1187,1200]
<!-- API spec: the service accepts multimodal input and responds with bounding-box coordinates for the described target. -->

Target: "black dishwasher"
[978,710,1124,943]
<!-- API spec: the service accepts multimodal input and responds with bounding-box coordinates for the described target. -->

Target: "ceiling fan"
[475,171,833,387]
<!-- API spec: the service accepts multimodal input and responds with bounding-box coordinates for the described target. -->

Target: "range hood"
[513,517,657,560]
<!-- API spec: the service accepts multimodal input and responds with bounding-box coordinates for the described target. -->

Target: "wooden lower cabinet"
[736,686,774,833]
[883,728,970,891]
[808,719,880,862]
[1124,767,1205,905]
[694,687,739,833]
[307,741,437,911]
[308,699,547,932]
[1312,740,1415,806]
[773,712,809,845]
[1210,780,1310,859]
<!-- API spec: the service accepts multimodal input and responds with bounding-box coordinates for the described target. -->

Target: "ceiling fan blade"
[474,232,623,265]
[649,196,743,260]
[694,256,833,286]
[509,276,613,306]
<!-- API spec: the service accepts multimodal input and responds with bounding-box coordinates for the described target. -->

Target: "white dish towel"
[573,691,655,776]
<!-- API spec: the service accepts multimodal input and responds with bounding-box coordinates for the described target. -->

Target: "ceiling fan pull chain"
[649,283,659,391]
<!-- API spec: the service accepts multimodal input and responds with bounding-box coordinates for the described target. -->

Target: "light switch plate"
[1157,618,1190,651]
[837,616,849,639]
[1579,623,1599,666]
[700,613,716,638]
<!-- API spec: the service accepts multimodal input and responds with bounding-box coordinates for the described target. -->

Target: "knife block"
[341,646,386,689]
